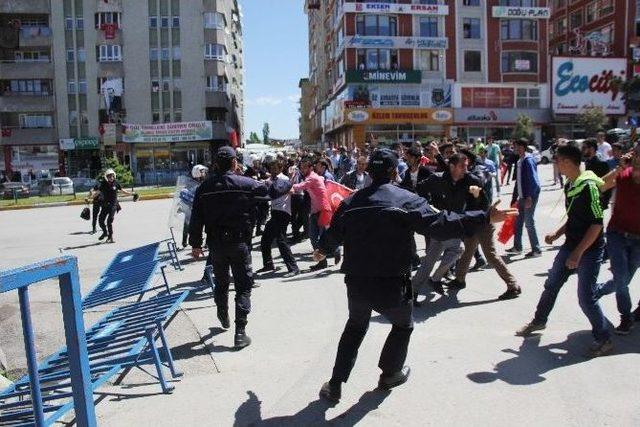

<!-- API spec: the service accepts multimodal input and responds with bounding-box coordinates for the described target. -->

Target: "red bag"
[497,203,517,245]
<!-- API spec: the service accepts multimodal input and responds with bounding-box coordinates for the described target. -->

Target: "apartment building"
[0,0,244,185]
[305,0,552,147]
[548,0,635,138]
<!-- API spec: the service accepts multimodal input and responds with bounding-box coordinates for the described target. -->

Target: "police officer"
[93,168,137,243]
[189,146,269,349]
[313,148,517,403]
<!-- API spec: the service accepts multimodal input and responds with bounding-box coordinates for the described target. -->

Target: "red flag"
[318,181,354,227]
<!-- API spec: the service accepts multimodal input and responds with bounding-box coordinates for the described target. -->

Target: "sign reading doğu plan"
[346,70,422,84]
[552,57,626,115]
[492,6,550,19]
[123,121,213,143]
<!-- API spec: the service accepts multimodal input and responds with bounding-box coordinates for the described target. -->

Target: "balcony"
[0,127,57,146]
[204,28,226,45]
[204,60,228,77]
[0,61,53,80]
[96,28,123,45]
[205,91,230,109]
[0,0,50,13]
[0,94,54,113]
[18,27,52,48]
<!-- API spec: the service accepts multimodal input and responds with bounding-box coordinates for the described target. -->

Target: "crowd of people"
[184,134,640,402]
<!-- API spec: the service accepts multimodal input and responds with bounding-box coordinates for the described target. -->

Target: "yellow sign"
[345,108,453,125]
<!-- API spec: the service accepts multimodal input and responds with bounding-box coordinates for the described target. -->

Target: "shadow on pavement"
[68,231,94,235]
[233,389,391,426]
[467,330,640,386]
[61,242,106,250]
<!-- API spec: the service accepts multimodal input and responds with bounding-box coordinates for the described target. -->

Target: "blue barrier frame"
[0,256,96,427]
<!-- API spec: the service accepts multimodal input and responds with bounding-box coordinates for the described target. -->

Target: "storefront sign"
[454,108,550,124]
[552,57,626,115]
[122,121,213,143]
[344,108,453,125]
[344,3,449,16]
[346,70,422,84]
[343,36,448,50]
[102,123,117,146]
[344,100,371,109]
[492,6,550,19]
[461,87,514,108]
[58,138,99,150]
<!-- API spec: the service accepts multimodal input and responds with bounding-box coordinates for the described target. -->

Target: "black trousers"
[290,194,309,240]
[91,203,101,232]
[260,210,298,271]
[331,276,414,383]
[211,240,253,327]
[255,201,269,231]
[98,203,117,237]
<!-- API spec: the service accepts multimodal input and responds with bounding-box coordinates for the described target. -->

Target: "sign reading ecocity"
[491,6,550,19]
[123,121,213,143]
[346,70,422,84]
[344,36,448,50]
[552,57,626,115]
[344,2,449,15]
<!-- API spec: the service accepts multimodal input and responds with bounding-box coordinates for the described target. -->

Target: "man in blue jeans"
[507,138,541,258]
[594,148,640,333]
[516,144,612,358]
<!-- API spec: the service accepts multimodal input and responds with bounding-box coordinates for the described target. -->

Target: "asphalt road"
[0,164,638,426]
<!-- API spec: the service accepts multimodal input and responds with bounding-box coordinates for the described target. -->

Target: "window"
[516,88,540,108]
[97,44,122,61]
[67,48,75,62]
[149,16,158,28]
[419,17,439,37]
[356,49,398,70]
[586,2,596,22]
[418,50,439,72]
[206,76,227,92]
[463,0,480,5]
[7,80,51,95]
[151,79,160,92]
[163,112,171,123]
[95,12,121,28]
[356,15,397,36]
[570,11,582,29]
[161,48,170,60]
[557,18,566,34]
[172,16,180,28]
[68,80,77,94]
[500,0,537,5]
[162,79,170,92]
[152,110,160,123]
[76,18,84,30]
[18,114,53,128]
[150,48,159,60]
[173,47,181,60]
[65,17,74,30]
[174,109,182,122]
[464,51,481,72]
[204,43,227,60]
[78,80,87,94]
[501,51,537,72]
[14,50,49,62]
[77,48,86,62]
[204,12,226,29]
[161,16,170,28]
[600,0,613,16]
[463,18,481,39]
[501,19,538,40]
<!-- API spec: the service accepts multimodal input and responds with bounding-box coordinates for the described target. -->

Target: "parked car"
[527,145,542,164]
[38,177,75,196]
[71,177,97,192]
[1,182,30,199]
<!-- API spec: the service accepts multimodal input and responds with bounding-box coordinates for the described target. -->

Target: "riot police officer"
[313,148,517,403]
[189,146,269,349]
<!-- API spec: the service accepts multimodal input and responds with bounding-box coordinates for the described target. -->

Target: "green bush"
[97,157,134,186]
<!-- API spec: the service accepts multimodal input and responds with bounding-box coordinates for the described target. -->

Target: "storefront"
[123,121,214,185]
[59,137,102,179]
[453,108,550,145]
[327,107,453,148]
[7,144,62,183]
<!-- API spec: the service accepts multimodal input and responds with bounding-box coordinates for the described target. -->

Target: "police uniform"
[189,147,268,348]
[317,149,490,402]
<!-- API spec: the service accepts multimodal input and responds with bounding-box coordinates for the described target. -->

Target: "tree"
[512,114,534,141]
[248,132,260,144]
[577,106,607,136]
[98,156,133,186]
[262,122,270,145]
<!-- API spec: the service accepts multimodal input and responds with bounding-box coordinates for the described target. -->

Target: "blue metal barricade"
[0,256,96,427]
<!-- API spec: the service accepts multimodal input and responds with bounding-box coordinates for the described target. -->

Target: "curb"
[0,193,174,212]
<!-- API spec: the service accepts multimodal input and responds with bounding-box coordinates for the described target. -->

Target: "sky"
[241,0,309,141]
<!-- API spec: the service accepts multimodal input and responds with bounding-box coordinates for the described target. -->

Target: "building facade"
[0,0,244,185]
[305,0,552,148]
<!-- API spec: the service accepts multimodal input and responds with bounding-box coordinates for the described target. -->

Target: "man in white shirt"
[257,160,300,277]
[596,131,612,161]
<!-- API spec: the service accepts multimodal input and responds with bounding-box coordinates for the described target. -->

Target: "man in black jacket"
[189,147,270,349]
[313,149,517,403]
[340,156,372,190]
[399,146,432,192]
[582,138,611,210]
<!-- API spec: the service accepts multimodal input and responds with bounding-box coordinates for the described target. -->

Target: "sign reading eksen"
[552,57,626,115]
[492,6,550,19]
[343,3,449,15]
[122,121,213,143]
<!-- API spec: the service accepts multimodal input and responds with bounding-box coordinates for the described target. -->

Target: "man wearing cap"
[314,148,518,403]
[189,146,273,349]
